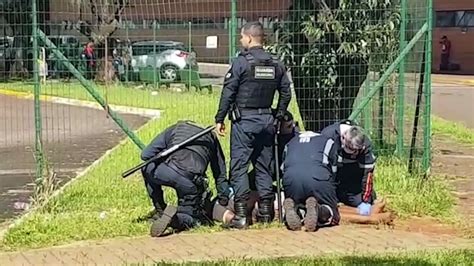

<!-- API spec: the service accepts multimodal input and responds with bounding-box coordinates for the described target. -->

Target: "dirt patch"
[431,138,474,225]
[394,217,461,236]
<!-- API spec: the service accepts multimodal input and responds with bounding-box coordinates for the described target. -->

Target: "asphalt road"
[431,83,474,129]
[0,94,149,223]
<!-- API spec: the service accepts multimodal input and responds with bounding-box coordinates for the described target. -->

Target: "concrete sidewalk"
[432,74,474,86]
[1,227,472,265]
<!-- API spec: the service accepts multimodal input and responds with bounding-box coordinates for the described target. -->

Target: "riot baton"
[274,120,283,223]
[122,125,216,178]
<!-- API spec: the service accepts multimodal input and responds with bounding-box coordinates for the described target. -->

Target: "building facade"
[45,0,474,72]
[434,0,474,74]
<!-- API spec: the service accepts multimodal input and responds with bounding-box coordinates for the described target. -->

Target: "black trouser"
[142,162,203,230]
[230,113,275,202]
[283,167,340,225]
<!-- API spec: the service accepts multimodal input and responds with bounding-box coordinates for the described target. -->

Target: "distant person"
[440,36,451,71]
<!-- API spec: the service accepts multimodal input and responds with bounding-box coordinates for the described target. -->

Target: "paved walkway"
[1,227,472,265]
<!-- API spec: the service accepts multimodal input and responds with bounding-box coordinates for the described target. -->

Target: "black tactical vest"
[166,121,214,175]
[235,51,280,109]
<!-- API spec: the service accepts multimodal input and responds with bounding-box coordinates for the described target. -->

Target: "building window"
[436,10,474,28]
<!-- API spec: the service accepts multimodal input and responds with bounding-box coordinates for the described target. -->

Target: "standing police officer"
[141,121,231,237]
[214,21,291,229]
[321,120,377,216]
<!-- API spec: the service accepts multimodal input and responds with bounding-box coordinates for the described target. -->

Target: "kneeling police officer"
[281,131,341,231]
[141,121,231,237]
[321,120,377,216]
[214,21,291,229]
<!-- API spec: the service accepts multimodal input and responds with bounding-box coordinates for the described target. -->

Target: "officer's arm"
[214,57,245,123]
[276,63,292,114]
[140,125,175,161]
[358,141,376,203]
[326,138,339,175]
[210,134,230,198]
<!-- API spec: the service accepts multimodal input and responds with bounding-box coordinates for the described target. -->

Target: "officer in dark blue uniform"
[320,120,377,216]
[248,110,299,191]
[214,21,291,229]
[281,131,340,231]
[141,121,231,237]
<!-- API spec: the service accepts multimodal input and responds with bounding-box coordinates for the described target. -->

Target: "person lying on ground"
[211,190,285,225]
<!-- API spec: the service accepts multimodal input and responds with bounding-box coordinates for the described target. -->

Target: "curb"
[0,115,159,240]
[0,88,163,239]
[0,89,162,118]
[431,78,474,87]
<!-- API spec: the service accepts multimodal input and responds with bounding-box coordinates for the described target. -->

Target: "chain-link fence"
[0,0,432,221]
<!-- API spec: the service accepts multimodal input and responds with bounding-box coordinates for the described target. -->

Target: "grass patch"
[432,115,474,145]
[0,82,458,250]
[158,249,474,265]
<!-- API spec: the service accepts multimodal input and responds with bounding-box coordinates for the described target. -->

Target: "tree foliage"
[267,0,400,131]
[71,0,128,43]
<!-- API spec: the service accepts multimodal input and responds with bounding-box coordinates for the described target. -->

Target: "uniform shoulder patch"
[298,131,319,143]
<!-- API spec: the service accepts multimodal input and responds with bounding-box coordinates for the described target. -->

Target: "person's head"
[341,126,367,156]
[240,22,265,49]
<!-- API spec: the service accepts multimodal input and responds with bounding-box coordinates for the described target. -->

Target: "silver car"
[130,41,198,81]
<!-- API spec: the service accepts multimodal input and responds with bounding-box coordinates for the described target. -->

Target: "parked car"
[130,41,198,81]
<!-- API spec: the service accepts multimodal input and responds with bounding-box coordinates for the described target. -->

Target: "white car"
[130,41,198,81]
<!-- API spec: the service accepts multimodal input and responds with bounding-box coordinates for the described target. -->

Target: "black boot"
[150,205,177,237]
[228,201,249,229]
[148,202,167,222]
[257,199,275,223]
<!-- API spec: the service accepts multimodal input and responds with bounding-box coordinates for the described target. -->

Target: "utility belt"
[228,103,272,122]
[166,161,208,190]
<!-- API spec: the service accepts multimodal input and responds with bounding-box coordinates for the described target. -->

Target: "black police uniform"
[248,110,299,191]
[215,46,291,227]
[320,120,377,207]
[141,121,230,232]
[281,131,341,226]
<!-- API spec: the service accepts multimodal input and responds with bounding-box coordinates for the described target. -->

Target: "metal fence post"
[230,0,237,59]
[396,0,407,157]
[423,0,433,173]
[32,0,44,185]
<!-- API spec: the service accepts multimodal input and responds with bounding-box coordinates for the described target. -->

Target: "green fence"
[0,0,431,219]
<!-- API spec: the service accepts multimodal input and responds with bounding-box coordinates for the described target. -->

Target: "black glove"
[275,110,285,121]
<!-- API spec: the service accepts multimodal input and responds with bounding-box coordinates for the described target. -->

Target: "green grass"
[0,82,459,251]
[156,249,474,265]
[432,115,474,145]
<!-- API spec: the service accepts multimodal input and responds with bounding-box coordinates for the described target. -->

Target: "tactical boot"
[150,205,177,237]
[256,199,275,223]
[283,198,301,231]
[228,201,249,229]
[304,197,319,232]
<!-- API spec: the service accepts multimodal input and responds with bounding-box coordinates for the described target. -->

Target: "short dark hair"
[242,21,265,40]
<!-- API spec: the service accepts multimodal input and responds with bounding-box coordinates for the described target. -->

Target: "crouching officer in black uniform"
[214,21,291,229]
[141,121,231,237]
[281,131,340,231]
[321,120,377,216]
